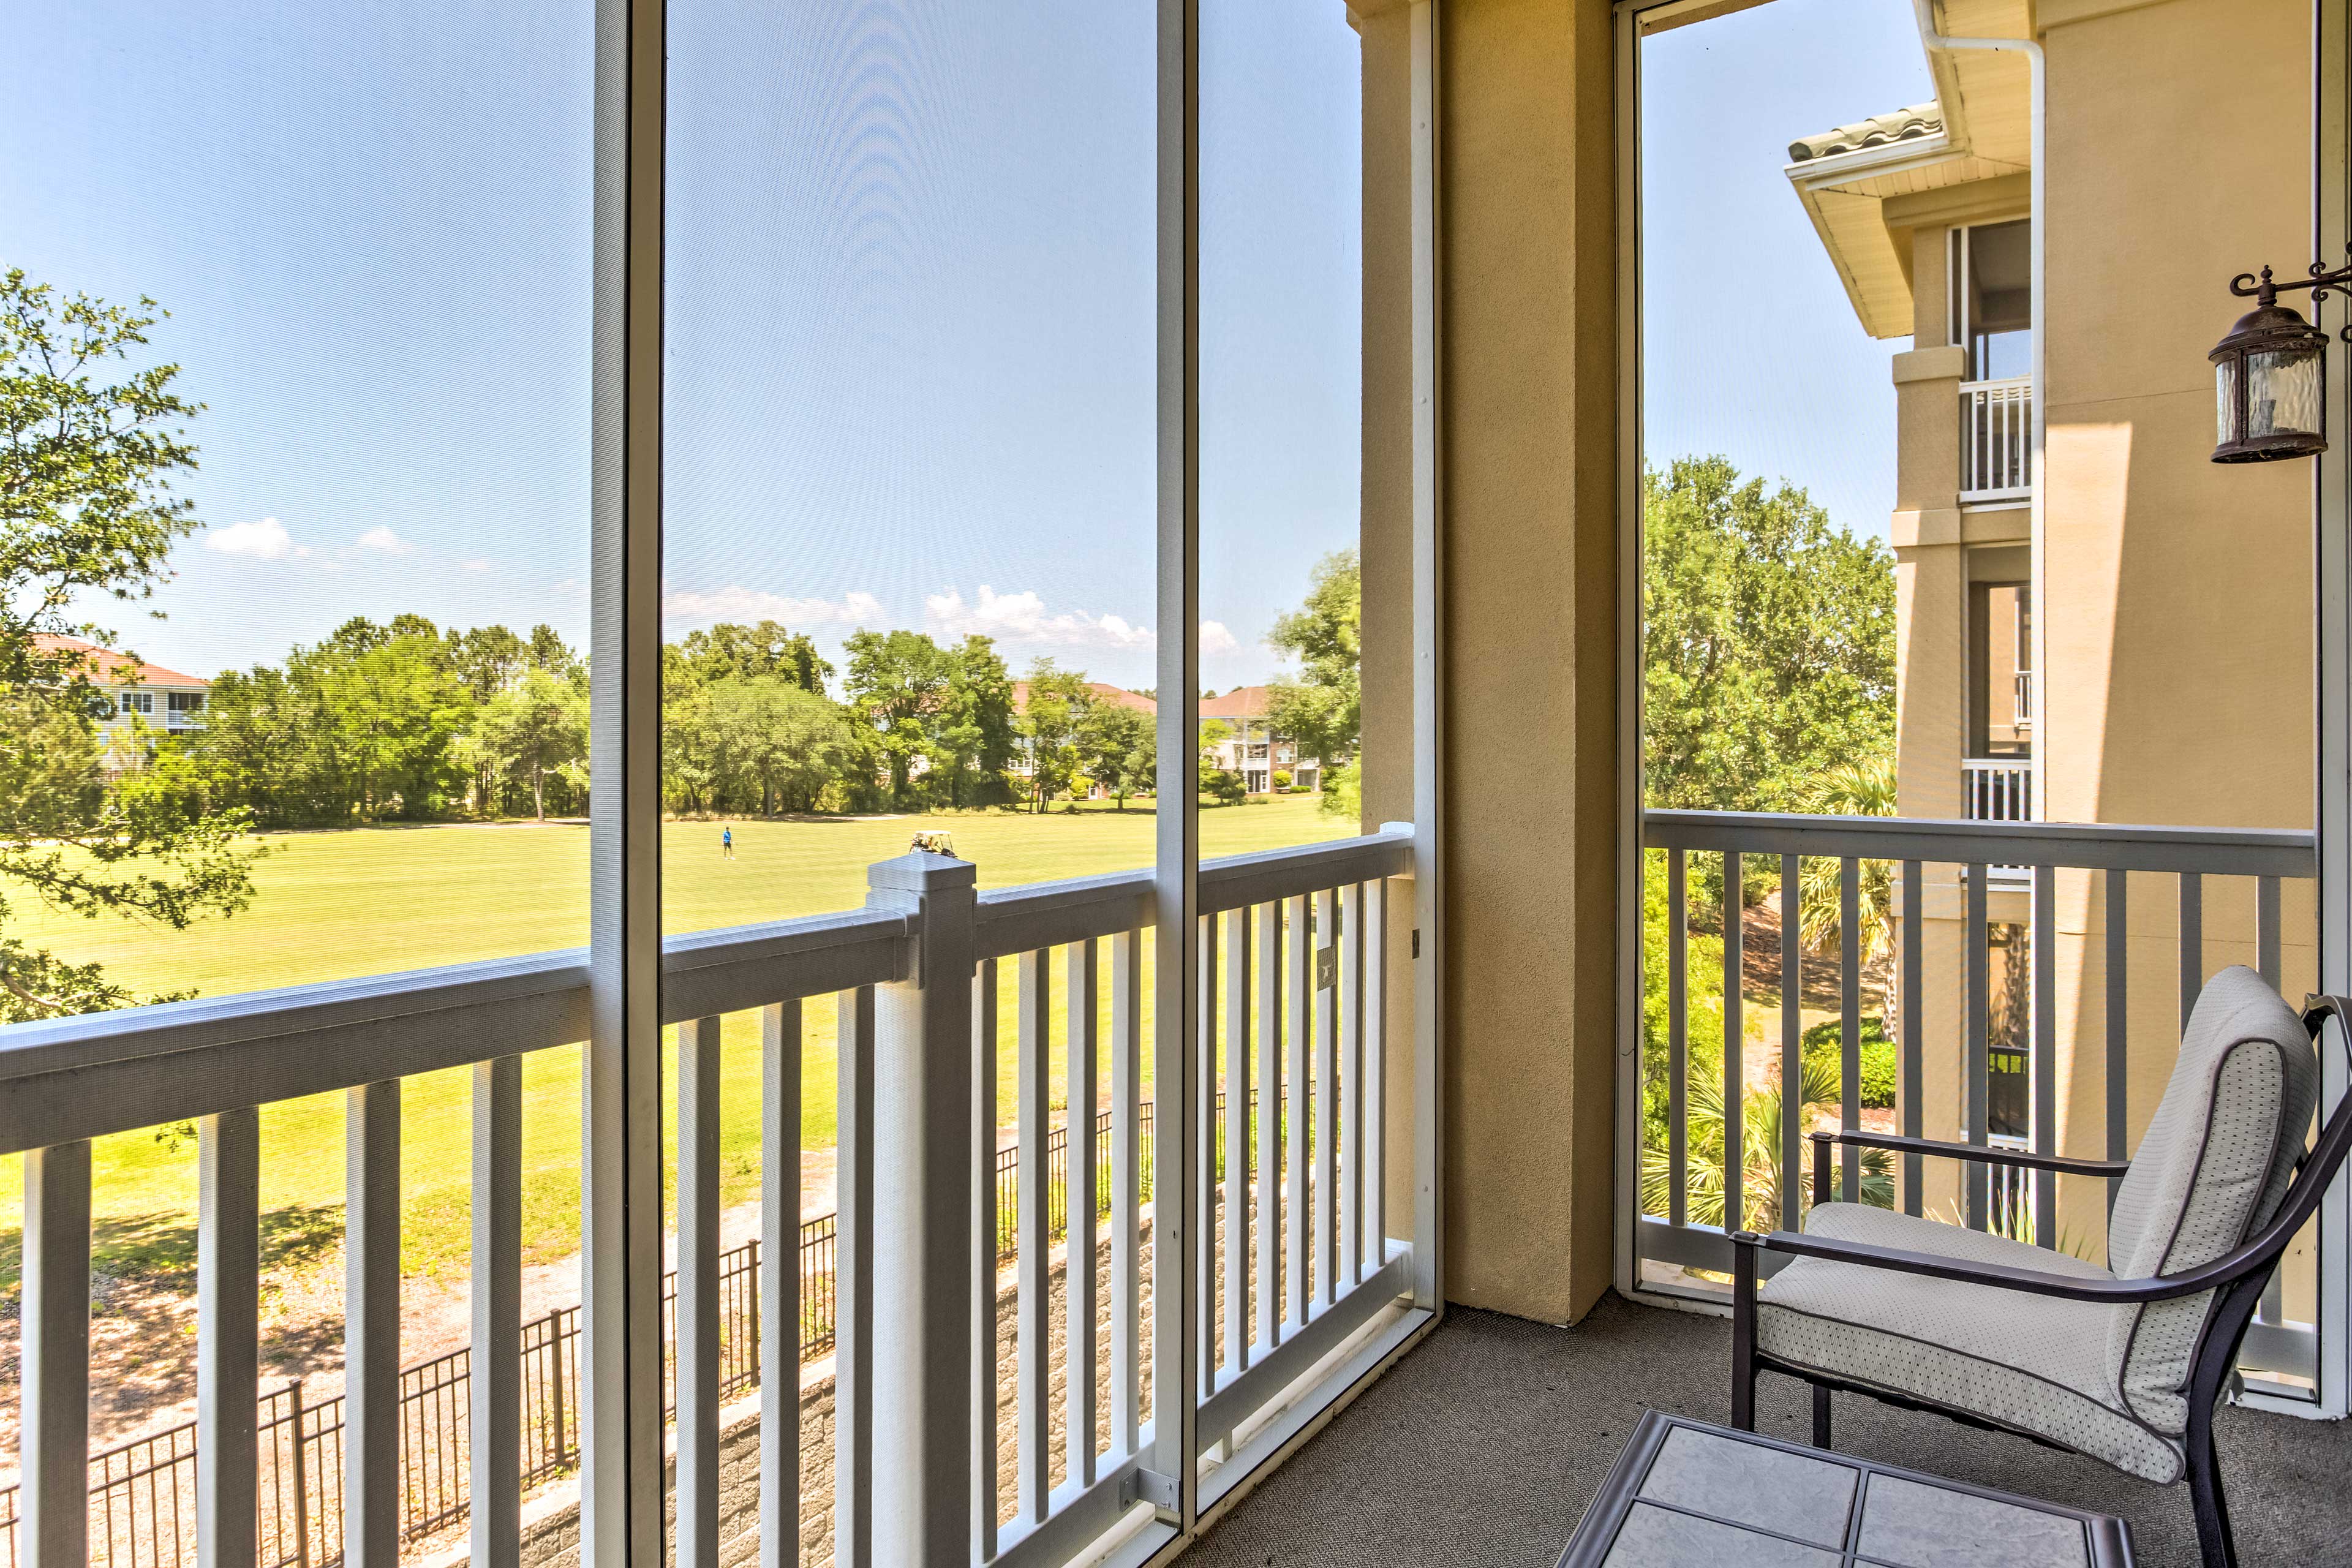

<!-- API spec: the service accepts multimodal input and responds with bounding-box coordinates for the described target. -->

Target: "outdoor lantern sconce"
[2211,263,2338,462]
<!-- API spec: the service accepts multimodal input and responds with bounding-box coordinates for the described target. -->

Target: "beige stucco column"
[1359,0,1621,1327]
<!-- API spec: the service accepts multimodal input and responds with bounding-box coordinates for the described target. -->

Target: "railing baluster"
[760,1001,801,1568]
[2106,869,2130,1223]
[1779,854,1801,1226]
[1257,900,1283,1351]
[472,1057,522,1568]
[2179,871,2204,1035]
[1224,905,1252,1374]
[21,1141,90,1568]
[1341,883,1365,1289]
[1285,894,1310,1327]
[1891,865,1910,1222]
[1669,850,1688,1227]
[1965,866,1989,1230]
[1109,932,1142,1460]
[2010,383,2022,484]
[1724,851,1744,1235]
[1197,914,1218,1400]
[1066,938,1099,1489]
[2258,874,2282,989]
[1314,886,1339,1310]
[197,1114,257,1568]
[835,986,875,1568]
[1840,858,1862,1206]
[2033,864,2057,1248]
[1364,880,1387,1273]
[2255,875,2289,1328]
[1016,948,1051,1524]
[677,1016,723,1568]
[970,963,998,1556]
[345,1081,400,1568]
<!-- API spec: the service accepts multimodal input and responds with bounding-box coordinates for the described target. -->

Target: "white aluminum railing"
[1637,810,2316,1389]
[1959,375,2033,501]
[0,827,1423,1568]
[1962,757,2036,823]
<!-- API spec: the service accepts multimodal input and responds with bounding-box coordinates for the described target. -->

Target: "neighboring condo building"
[1785,0,2315,1357]
[33,633,209,745]
[1005,680,1330,798]
[1201,685,1322,795]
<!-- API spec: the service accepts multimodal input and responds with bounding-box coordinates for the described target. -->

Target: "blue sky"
[1643,0,1933,538]
[5,0,1925,693]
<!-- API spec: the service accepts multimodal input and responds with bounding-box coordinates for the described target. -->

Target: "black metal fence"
[0,1103,1168,1568]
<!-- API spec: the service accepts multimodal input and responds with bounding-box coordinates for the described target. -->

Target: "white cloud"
[662,585,884,627]
[461,558,494,573]
[205,517,304,560]
[924,585,1155,650]
[1199,620,1238,656]
[356,526,411,554]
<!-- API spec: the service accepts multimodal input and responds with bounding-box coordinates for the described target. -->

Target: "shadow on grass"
[0,1200,345,1295]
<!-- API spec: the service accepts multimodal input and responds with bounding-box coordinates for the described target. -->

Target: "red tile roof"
[1009,680,1158,715]
[1199,684,1270,719]
[32,634,209,688]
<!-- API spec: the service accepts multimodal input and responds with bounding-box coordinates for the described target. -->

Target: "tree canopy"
[1265,548,1361,771]
[0,271,260,1020]
[1642,455,1894,812]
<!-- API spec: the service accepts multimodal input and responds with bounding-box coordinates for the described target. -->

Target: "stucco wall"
[1355,0,1621,1325]
[2038,0,2320,1306]
[1435,0,1619,1324]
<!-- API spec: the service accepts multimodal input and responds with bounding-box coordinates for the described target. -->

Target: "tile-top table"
[1556,1411,2135,1568]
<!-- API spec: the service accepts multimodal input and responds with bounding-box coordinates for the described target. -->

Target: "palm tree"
[1642,1055,1893,1232]
[1793,754,1897,963]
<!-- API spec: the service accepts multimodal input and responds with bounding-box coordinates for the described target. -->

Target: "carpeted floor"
[1183,1294,2352,1567]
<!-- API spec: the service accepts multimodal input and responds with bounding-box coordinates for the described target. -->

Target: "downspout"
[1915,1,2046,824]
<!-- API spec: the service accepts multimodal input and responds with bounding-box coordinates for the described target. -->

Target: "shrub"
[1272,769,1292,790]
[1800,1014,1896,1108]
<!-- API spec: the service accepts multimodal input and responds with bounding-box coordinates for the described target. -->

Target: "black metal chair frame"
[1728,994,2352,1568]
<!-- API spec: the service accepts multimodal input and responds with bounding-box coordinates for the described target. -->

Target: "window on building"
[1948,219,2030,381]
[119,692,153,715]
[1969,581,2032,758]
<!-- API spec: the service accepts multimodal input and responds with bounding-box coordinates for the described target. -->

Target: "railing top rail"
[663,905,908,1020]
[1642,809,2315,878]
[0,827,1412,1153]
[1198,828,1412,916]
[975,867,1153,963]
[1959,374,2033,393]
[967,827,1412,959]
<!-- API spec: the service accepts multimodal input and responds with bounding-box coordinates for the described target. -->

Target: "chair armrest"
[1730,1227,2261,1305]
[1809,1129,2128,1180]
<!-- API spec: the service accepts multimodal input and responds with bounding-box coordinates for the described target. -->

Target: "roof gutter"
[1915,0,2046,823]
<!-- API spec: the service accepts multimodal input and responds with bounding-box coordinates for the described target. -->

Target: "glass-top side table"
[1556,1411,2135,1568]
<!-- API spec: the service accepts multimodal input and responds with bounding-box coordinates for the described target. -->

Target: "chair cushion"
[2105,965,2316,1431]
[1757,1203,2185,1483]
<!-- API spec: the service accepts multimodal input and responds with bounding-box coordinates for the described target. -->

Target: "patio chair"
[1727,965,2352,1568]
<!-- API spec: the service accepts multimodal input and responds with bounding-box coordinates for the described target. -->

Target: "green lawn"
[1,796,1352,1284]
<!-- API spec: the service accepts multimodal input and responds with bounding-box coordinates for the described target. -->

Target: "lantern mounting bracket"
[2231,257,2352,343]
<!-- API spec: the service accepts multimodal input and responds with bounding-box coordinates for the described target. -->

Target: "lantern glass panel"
[2216,354,2242,447]
[2248,345,2324,439]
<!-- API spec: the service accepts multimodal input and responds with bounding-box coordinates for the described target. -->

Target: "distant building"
[1007,680,1159,720]
[1200,685,1321,795]
[33,634,209,742]
[1004,681,1329,798]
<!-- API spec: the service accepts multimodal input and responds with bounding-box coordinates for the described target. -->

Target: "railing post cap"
[867,849,978,893]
